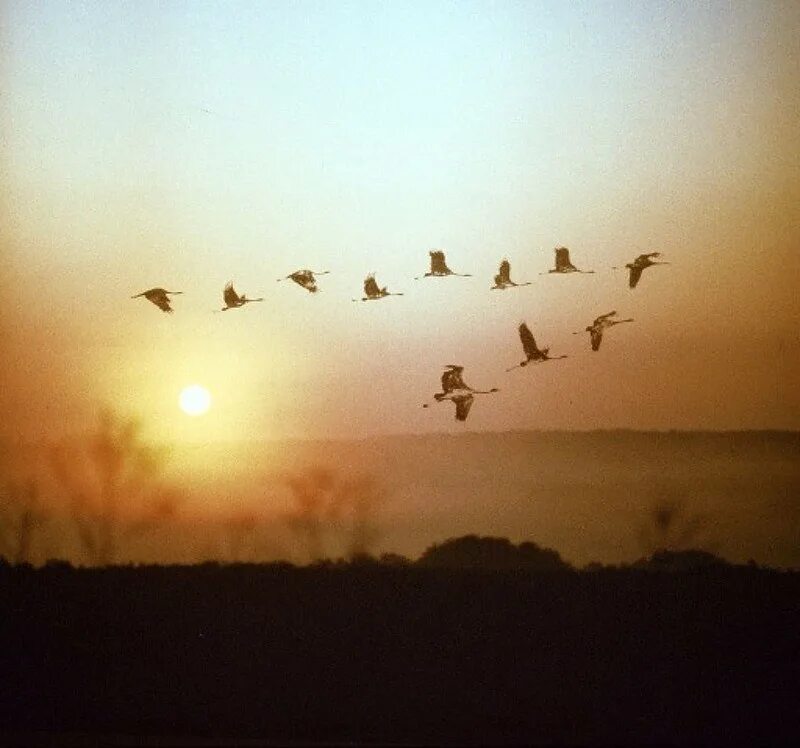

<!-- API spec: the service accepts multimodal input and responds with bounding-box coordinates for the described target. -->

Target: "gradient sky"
[1,0,798,444]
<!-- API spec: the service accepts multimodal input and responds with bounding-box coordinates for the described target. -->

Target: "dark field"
[2,560,798,745]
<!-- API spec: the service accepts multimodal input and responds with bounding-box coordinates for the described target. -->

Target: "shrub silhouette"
[418,535,570,571]
[638,499,714,555]
[284,467,385,562]
[221,510,260,562]
[634,548,731,571]
[0,480,46,564]
[49,410,179,565]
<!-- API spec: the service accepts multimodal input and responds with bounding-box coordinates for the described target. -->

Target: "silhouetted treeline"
[418,534,569,570]
[1,539,798,745]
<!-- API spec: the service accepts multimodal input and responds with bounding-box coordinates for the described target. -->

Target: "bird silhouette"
[506,323,568,371]
[616,252,669,288]
[574,311,634,351]
[131,288,183,313]
[542,246,594,274]
[491,259,532,290]
[277,269,330,293]
[220,282,263,311]
[415,250,471,279]
[353,273,404,302]
[422,365,499,421]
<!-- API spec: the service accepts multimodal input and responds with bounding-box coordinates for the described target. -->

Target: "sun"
[179,385,211,416]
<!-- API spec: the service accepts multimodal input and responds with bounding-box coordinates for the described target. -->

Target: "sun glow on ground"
[179,385,211,416]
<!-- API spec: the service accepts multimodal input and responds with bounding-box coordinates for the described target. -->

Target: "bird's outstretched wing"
[555,247,576,271]
[455,396,474,422]
[593,311,617,325]
[430,251,451,274]
[364,274,381,297]
[224,283,241,306]
[519,323,540,360]
[590,329,603,351]
[149,292,173,313]
[441,366,466,393]
[290,270,318,291]
[134,288,172,313]
[498,259,511,284]
[628,265,644,288]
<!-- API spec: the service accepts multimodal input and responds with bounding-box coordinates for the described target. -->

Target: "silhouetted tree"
[49,410,178,565]
[222,511,260,562]
[379,552,412,567]
[418,535,570,571]
[638,499,714,556]
[284,467,385,562]
[0,480,46,564]
[634,548,730,571]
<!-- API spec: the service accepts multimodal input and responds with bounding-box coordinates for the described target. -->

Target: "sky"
[1,0,799,445]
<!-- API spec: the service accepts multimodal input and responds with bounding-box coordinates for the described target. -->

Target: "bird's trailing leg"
[492,281,533,290]
[421,392,447,409]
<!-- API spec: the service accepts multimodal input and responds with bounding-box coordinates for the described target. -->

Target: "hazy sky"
[1,0,798,443]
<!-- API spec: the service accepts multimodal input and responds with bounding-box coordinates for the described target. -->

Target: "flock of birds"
[132,247,668,421]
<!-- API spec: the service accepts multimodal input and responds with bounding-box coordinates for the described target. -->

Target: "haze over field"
[3,431,798,569]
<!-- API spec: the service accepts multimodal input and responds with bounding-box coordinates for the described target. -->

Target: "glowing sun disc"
[179,385,211,416]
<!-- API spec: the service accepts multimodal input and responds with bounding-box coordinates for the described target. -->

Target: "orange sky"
[1,1,799,444]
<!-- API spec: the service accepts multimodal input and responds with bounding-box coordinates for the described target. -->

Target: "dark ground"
[1,561,798,745]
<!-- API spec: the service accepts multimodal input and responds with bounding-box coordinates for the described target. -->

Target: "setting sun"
[179,385,211,416]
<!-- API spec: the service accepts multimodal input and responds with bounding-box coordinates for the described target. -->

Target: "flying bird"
[353,273,404,302]
[617,252,669,288]
[277,269,330,293]
[422,365,499,422]
[491,259,532,290]
[574,311,634,351]
[542,246,594,274]
[506,323,568,371]
[415,250,471,279]
[220,282,263,311]
[131,288,183,313]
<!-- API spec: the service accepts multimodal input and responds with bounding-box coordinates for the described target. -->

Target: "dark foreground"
[2,562,798,745]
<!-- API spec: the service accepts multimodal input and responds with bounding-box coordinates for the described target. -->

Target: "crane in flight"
[616,252,669,288]
[542,246,594,274]
[353,273,404,302]
[219,282,263,311]
[131,288,183,313]
[575,311,634,351]
[491,259,532,290]
[506,323,568,371]
[422,365,499,422]
[415,250,471,279]
[277,269,330,293]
